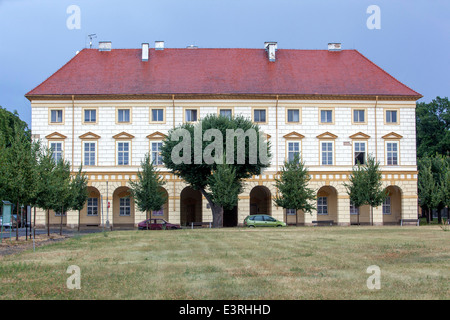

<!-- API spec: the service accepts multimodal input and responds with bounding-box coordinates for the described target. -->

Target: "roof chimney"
[98,41,112,51]
[186,44,198,49]
[264,42,277,62]
[142,43,149,61]
[155,41,164,50]
[328,43,342,52]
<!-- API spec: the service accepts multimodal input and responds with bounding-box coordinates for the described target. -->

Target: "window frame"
[351,108,367,125]
[87,197,99,216]
[318,108,334,125]
[116,107,132,124]
[285,108,301,124]
[286,140,301,163]
[353,141,367,166]
[151,141,163,166]
[183,107,200,123]
[150,107,166,124]
[82,141,97,166]
[217,107,234,119]
[252,107,268,124]
[317,197,328,215]
[382,197,391,215]
[384,109,400,125]
[119,197,131,216]
[48,108,65,125]
[49,141,64,163]
[82,108,98,125]
[320,141,334,166]
[116,141,131,166]
[385,141,399,166]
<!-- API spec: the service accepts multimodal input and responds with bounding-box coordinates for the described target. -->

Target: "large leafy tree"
[344,156,386,225]
[129,153,167,229]
[274,154,316,225]
[161,114,271,227]
[50,158,72,235]
[70,166,89,232]
[416,97,450,158]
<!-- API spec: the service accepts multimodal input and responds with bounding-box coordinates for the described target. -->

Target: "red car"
[138,218,181,230]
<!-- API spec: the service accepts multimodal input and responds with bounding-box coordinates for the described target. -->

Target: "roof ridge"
[353,50,422,98]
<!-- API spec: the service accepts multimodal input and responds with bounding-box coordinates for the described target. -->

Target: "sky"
[0,0,449,127]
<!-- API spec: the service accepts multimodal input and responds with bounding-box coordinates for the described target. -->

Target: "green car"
[244,214,287,228]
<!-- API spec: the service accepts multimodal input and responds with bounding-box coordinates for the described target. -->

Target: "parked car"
[244,214,287,228]
[138,218,181,230]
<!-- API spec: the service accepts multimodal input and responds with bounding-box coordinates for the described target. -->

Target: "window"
[151,142,163,166]
[87,198,98,216]
[50,142,63,162]
[383,197,391,215]
[118,109,131,123]
[317,197,328,215]
[264,216,276,222]
[386,110,398,124]
[55,211,66,216]
[50,110,63,123]
[219,109,232,119]
[151,109,164,122]
[253,109,266,123]
[117,142,130,165]
[83,142,96,166]
[353,110,365,123]
[287,141,300,163]
[321,142,333,165]
[287,109,300,123]
[320,110,333,124]
[185,109,198,122]
[84,109,97,123]
[119,198,131,216]
[386,142,398,165]
[354,142,366,165]
[350,202,359,215]
[254,215,264,221]
[286,209,296,216]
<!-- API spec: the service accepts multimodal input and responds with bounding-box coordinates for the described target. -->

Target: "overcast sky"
[0,0,449,126]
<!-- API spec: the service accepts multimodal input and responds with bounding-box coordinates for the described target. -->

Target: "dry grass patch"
[0,226,448,300]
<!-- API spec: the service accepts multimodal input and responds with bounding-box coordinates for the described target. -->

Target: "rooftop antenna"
[88,34,97,48]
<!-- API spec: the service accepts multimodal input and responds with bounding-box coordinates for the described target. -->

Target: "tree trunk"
[33,207,36,239]
[47,209,50,236]
[199,189,223,228]
[60,205,63,236]
[370,206,373,226]
[146,210,149,230]
[16,201,19,241]
[78,210,80,232]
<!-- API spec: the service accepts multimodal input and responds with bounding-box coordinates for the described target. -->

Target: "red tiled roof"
[26,48,421,99]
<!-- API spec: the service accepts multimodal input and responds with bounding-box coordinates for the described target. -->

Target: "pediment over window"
[283,132,305,140]
[45,132,67,140]
[381,132,403,140]
[316,132,338,139]
[146,131,167,140]
[79,132,101,140]
[112,132,135,140]
[349,132,371,140]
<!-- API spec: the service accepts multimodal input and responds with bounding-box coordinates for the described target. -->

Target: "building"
[26,41,422,228]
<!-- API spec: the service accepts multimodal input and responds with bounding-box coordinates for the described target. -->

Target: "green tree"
[70,166,89,232]
[416,97,450,158]
[418,158,438,223]
[207,159,243,227]
[35,147,58,236]
[50,158,72,235]
[344,156,386,225]
[274,154,316,225]
[0,106,30,149]
[129,154,167,229]
[161,114,271,227]
[0,123,36,240]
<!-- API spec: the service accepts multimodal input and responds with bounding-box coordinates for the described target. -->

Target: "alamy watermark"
[367,5,381,30]
[66,265,81,289]
[170,126,270,165]
[366,265,381,290]
[66,5,81,30]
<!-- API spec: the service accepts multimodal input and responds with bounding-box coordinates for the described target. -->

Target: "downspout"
[275,95,279,172]
[72,95,75,172]
[172,94,176,212]
[374,96,378,162]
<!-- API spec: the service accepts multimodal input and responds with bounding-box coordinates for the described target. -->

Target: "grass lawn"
[0,226,448,300]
